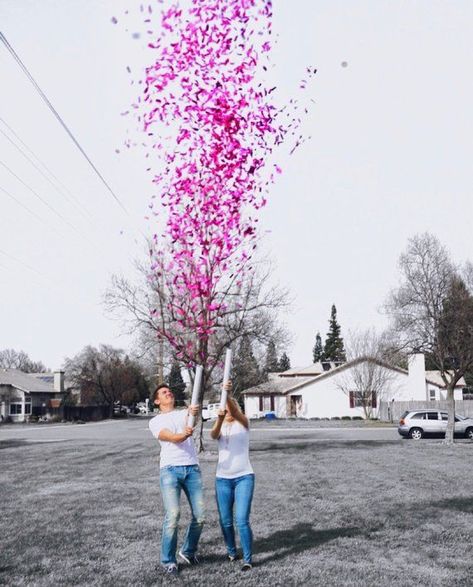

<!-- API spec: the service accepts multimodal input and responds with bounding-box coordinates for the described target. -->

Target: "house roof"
[0,370,58,393]
[243,356,465,397]
[425,370,466,388]
[243,375,319,396]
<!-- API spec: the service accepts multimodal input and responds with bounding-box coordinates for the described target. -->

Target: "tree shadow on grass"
[421,496,473,515]
[251,440,400,453]
[253,523,362,564]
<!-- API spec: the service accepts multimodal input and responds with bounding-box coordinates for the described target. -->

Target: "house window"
[10,403,23,415]
[259,396,275,412]
[463,387,473,400]
[429,389,436,401]
[349,391,377,409]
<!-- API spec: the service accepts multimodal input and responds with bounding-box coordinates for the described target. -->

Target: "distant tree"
[278,352,291,372]
[0,349,48,373]
[64,345,150,415]
[335,328,399,419]
[323,305,346,362]
[233,335,263,398]
[168,362,187,405]
[312,333,324,363]
[385,233,473,444]
[263,339,279,376]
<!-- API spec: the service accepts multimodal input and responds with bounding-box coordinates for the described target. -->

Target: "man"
[149,383,204,575]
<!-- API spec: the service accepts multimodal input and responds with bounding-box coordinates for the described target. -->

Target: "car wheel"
[464,428,473,440]
[409,427,423,440]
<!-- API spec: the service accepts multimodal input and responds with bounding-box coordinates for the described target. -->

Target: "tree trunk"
[443,385,456,445]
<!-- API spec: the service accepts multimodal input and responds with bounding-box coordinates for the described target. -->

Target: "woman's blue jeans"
[215,474,255,563]
[159,465,205,565]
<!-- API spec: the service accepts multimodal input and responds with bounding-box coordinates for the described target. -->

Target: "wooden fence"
[379,400,473,422]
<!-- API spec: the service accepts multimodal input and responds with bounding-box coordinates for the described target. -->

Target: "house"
[243,354,466,420]
[0,369,69,422]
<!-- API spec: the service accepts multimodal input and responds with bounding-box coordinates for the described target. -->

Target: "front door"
[289,395,302,417]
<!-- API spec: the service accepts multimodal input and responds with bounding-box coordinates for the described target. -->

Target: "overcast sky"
[1,0,473,370]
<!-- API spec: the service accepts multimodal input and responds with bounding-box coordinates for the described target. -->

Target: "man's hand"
[183,426,194,438]
[217,409,227,419]
[188,405,199,417]
[223,380,233,395]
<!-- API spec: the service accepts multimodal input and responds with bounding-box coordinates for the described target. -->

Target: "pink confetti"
[125,0,315,365]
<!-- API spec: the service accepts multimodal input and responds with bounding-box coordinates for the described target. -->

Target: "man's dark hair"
[153,383,170,402]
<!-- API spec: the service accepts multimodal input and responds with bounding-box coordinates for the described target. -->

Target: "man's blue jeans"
[215,474,255,563]
[159,465,205,565]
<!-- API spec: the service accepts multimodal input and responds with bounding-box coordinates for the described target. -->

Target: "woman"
[211,383,255,571]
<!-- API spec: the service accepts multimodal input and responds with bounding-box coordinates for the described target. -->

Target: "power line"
[0,159,95,247]
[0,31,129,215]
[0,183,58,230]
[0,247,48,280]
[0,120,92,220]
[0,158,72,224]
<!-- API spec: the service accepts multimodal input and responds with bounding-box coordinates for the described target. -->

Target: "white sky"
[1,0,472,370]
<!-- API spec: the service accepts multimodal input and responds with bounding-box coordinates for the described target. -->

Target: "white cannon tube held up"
[188,365,203,428]
[219,348,233,411]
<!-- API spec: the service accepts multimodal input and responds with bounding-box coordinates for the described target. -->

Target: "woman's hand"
[223,380,233,395]
[217,409,227,419]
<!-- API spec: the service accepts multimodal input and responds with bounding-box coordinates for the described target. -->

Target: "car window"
[441,413,448,421]
[410,413,425,419]
[426,412,438,420]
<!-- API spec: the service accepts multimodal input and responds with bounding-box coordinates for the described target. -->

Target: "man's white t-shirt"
[149,409,199,469]
[216,420,254,479]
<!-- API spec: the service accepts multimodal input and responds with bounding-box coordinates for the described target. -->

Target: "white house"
[0,369,68,422]
[243,354,466,420]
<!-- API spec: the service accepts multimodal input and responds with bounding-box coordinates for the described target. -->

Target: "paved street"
[0,417,400,447]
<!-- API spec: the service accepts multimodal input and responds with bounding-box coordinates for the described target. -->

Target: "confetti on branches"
[119,0,315,365]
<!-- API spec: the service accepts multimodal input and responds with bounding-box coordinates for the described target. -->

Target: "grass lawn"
[1,426,472,586]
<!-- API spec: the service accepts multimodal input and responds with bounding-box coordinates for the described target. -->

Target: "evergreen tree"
[263,339,279,376]
[168,362,187,404]
[323,305,346,362]
[232,335,262,397]
[312,332,324,363]
[278,352,291,372]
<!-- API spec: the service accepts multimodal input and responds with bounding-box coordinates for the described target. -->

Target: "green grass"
[1,430,472,586]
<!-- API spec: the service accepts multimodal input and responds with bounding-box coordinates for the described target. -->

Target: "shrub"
[331,416,341,420]
[341,416,351,420]
[352,416,363,420]
[28,415,39,423]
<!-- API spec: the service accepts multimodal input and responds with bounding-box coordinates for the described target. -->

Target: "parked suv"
[398,409,473,440]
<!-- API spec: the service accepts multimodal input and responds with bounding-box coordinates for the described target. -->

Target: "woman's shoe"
[241,563,253,571]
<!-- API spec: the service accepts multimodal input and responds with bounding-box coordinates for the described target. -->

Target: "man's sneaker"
[241,563,253,572]
[178,550,200,565]
[228,554,240,562]
[164,563,178,575]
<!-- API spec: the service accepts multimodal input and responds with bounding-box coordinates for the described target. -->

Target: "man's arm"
[158,426,193,443]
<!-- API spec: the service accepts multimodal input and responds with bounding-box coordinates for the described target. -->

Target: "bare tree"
[64,345,150,415]
[0,349,48,373]
[104,256,291,448]
[385,233,473,444]
[336,328,400,419]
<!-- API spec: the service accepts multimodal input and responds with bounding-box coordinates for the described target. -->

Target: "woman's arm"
[227,398,249,429]
[210,410,226,440]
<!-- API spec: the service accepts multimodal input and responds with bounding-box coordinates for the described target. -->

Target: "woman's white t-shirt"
[148,409,198,469]
[216,420,254,479]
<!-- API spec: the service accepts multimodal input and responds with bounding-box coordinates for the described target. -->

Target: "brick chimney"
[54,371,65,393]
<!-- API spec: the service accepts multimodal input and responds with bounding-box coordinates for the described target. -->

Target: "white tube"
[219,348,233,411]
[188,365,203,428]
